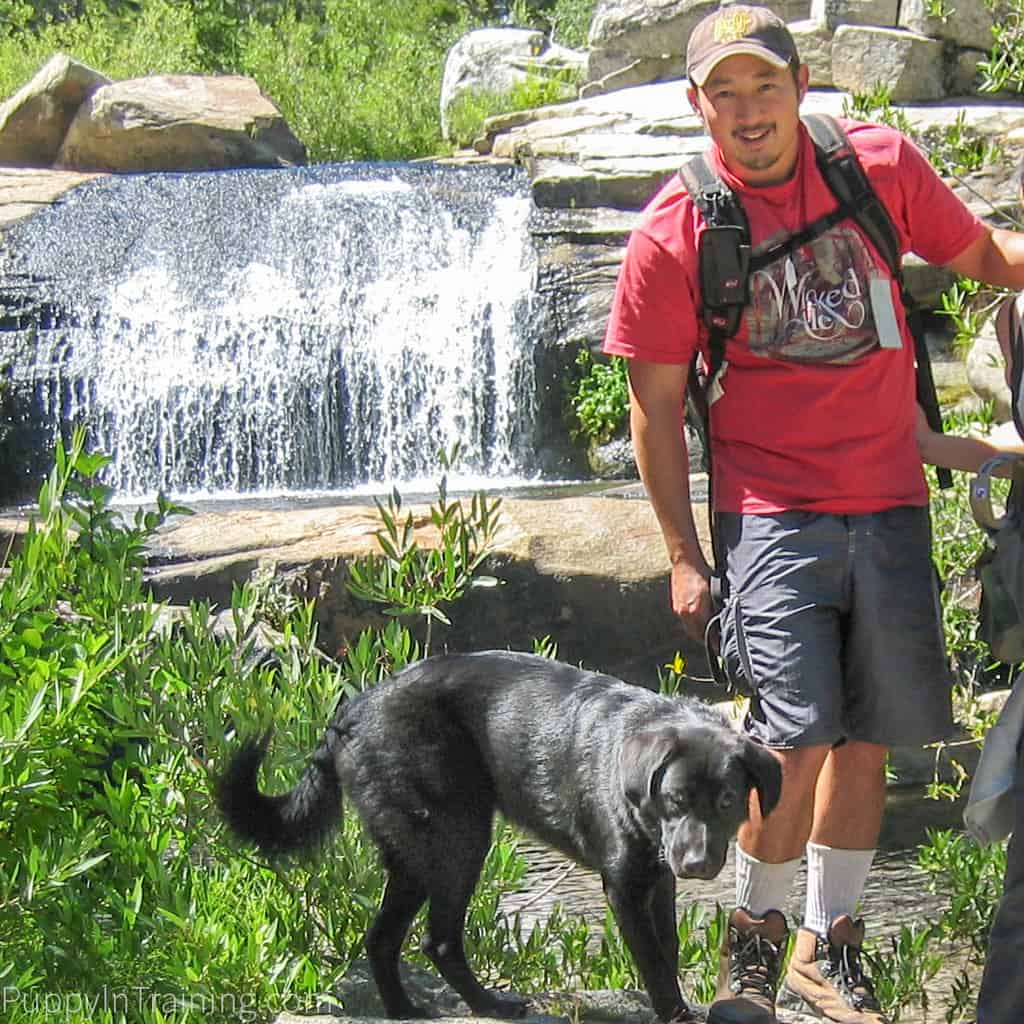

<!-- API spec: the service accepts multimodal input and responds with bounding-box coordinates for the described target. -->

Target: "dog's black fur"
[218,650,781,1022]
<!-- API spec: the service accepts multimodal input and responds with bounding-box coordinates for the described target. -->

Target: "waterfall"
[0,162,544,501]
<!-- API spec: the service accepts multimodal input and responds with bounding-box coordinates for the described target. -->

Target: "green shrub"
[567,348,630,446]
[980,0,1024,93]
[0,0,202,92]
[236,0,462,162]
[0,429,357,1022]
[545,0,597,49]
[446,68,579,148]
[925,110,1002,178]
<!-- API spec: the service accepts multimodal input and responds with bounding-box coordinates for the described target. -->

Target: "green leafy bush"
[567,348,630,446]
[0,429,358,1022]
[447,68,580,150]
[980,0,1024,93]
[0,0,203,89]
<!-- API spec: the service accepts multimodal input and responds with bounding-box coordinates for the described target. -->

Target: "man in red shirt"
[604,6,1024,1023]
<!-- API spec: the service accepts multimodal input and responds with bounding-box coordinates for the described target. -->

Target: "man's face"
[688,53,809,187]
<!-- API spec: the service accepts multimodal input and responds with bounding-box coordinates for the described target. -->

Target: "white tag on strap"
[869,274,902,349]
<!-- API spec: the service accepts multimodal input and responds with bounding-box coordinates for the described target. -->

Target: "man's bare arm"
[627,358,713,639]
[946,226,1024,289]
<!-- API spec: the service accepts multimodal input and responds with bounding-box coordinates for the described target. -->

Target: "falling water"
[0,162,543,500]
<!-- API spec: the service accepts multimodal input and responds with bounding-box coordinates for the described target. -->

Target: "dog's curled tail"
[217,732,343,857]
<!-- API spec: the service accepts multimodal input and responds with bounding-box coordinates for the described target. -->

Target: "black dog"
[218,650,781,1022]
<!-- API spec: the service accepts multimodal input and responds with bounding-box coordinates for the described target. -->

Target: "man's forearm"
[631,403,711,576]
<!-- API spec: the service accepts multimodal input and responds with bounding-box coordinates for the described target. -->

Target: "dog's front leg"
[603,865,689,1022]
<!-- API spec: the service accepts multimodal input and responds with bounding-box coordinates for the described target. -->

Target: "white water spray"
[11,164,541,499]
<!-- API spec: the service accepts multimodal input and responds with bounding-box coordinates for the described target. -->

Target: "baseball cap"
[687,5,799,87]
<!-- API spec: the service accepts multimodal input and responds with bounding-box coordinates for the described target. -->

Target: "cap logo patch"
[713,9,756,42]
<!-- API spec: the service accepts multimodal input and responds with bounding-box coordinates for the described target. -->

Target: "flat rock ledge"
[0,165,100,228]
[0,491,705,685]
[273,961,823,1024]
[141,492,711,687]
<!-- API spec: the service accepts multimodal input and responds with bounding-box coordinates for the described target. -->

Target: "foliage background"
[0,0,598,161]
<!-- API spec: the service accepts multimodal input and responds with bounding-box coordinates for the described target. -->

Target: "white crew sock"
[803,841,876,938]
[734,844,802,918]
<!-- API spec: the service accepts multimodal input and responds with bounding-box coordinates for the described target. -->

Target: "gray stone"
[586,436,638,478]
[967,317,1012,421]
[810,0,900,30]
[55,74,306,173]
[790,17,836,87]
[752,0,815,22]
[529,153,687,209]
[582,0,812,91]
[586,0,718,85]
[127,494,717,687]
[831,25,947,101]
[581,55,682,98]
[291,960,827,1024]
[898,0,993,51]
[440,28,585,142]
[950,49,988,96]
[0,53,109,167]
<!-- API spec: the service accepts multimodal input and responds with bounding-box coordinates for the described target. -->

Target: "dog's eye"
[717,792,736,812]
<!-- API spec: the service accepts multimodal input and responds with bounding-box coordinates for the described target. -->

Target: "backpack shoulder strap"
[803,112,953,488]
[802,112,902,281]
[678,152,751,376]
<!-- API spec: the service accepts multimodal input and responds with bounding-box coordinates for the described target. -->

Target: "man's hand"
[670,559,714,642]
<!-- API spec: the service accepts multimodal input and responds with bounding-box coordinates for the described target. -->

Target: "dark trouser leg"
[977,739,1024,1024]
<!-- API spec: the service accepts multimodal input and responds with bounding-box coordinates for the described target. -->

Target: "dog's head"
[619,724,781,880]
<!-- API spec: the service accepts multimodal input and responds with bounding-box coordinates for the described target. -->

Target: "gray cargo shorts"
[716,506,954,750]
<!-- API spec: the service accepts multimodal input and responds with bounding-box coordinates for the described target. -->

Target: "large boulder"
[120,494,714,687]
[831,25,947,101]
[898,0,993,51]
[586,0,718,88]
[810,0,898,29]
[55,74,306,173]
[0,53,109,167]
[789,18,835,87]
[586,0,813,91]
[440,28,584,143]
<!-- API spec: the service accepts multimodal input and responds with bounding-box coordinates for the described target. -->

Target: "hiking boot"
[708,908,789,1024]
[782,915,889,1023]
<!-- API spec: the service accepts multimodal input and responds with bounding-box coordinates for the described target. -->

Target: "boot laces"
[822,940,882,1012]
[730,929,782,999]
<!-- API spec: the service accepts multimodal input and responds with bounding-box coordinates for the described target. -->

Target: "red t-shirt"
[603,119,986,514]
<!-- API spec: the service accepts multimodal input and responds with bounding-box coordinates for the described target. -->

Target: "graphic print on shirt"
[744,224,887,364]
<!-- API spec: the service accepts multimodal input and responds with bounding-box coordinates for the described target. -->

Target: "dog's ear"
[619,730,679,809]
[740,738,782,818]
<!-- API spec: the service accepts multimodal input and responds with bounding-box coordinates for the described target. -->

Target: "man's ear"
[687,85,701,117]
